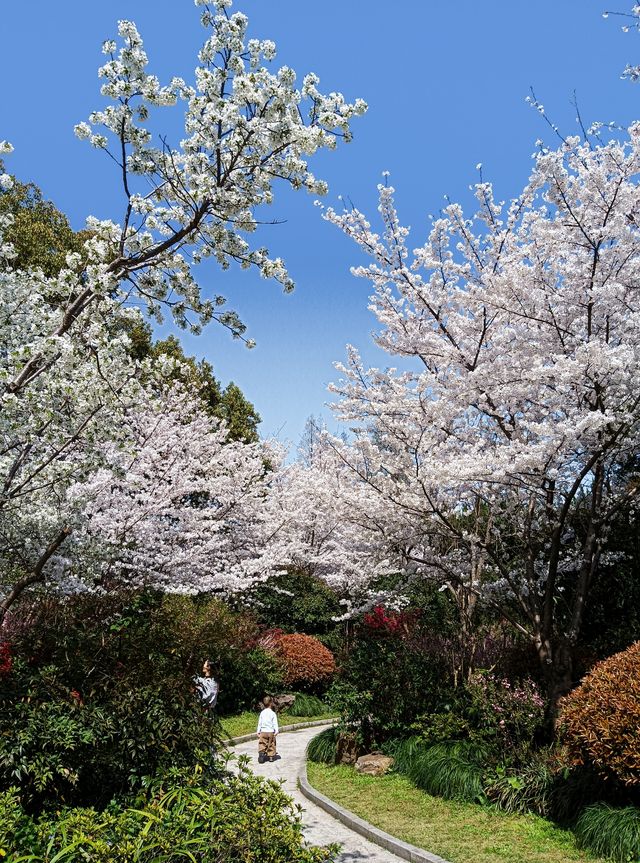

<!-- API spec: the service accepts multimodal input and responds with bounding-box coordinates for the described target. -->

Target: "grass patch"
[287,693,328,717]
[307,726,339,763]
[220,711,335,739]
[391,738,487,803]
[307,763,608,863]
[574,804,640,863]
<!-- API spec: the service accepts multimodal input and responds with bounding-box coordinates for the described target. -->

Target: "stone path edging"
[298,755,451,863]
[223,717,337,747]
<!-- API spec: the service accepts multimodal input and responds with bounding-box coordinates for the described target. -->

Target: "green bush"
[0,659,219,810]
[216,647,285,714]
[242,569,343,637]
[573,803,640,863]
[2,761,338,863]
[286,693,328,717]
[390,738,487,803]
[307,728,339,765]
[485,754,556,817]
[0,592,283,810]
[335,610,451,743]
[410,709,471,745]
[464,672,545,759]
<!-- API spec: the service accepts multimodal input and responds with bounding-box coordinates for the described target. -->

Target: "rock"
[355,753,394,776]
[336,732,360,765]
[259,694,295,713]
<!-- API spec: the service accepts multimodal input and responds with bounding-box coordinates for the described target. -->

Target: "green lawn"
[306,763,607,863]
[220,711,335,740]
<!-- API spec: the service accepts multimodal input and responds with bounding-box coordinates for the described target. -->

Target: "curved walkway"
[230,724,448,863]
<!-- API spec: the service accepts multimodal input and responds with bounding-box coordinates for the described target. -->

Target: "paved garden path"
[231,725,407,863]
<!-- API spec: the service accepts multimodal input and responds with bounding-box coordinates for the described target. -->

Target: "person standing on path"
[194,659,219,711]
[257,694,279,763]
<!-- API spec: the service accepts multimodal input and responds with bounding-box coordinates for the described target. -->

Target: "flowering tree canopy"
[0,0,365,623]
[319,128,640,701]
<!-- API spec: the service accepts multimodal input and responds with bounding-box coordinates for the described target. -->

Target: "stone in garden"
[262,694,295,713]
[336,732,360,765]
[355,753,394,776]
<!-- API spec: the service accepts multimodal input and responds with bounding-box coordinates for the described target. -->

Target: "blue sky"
[2,1,639,447]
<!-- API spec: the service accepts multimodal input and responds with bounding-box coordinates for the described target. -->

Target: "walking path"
[230,724,447,863]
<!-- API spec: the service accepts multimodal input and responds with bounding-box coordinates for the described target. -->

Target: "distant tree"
[217,381,261,444]
[298,415,327,467]
[0,161,89,276]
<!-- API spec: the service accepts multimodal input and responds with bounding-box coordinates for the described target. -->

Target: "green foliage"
[245,570,342,636]
[127,329,261,442]
[307,727,340,765]
[389,738,488,803]
[464,673,546,759]
[336,607,453,743]
[0,165,89,276]
[485,754,556,818]
[1,761,338,863]
[217,647,285,714]
[326,681,374,747]
[0,658,217,811]
[1,593,284,809]
[286,693,328,717]
[573,804,640,863]
[410,709,471,746]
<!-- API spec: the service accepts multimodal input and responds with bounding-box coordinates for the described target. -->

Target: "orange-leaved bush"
[559,640,640,786]
[276,633,336,689]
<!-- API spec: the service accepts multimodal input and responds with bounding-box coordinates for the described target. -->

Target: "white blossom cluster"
[292,129,640,672]
[0,0,365,620]
[70,0,365,337]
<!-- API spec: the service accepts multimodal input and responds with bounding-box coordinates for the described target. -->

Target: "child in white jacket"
[257,695,279,763]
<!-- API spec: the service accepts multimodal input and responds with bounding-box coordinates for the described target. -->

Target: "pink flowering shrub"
[466,673,546,754]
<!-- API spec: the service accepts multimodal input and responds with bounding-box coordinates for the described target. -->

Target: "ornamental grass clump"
[287,693,328,717]
[391,738,487,803]
[307,727,339,764]
[485,755,556,817]
[573,803,640,863]
[559,640,640,786]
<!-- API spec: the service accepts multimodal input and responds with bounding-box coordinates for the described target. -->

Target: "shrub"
[411,709,471,745]
[559,640,640,785]
[307,727,340,765]
[465,672,546,759]
[0,593,283,810]
[243,569,343,637]
[336,608,453,742]
[0,660,219,811]
[276,634,336,690]
[1,761,338,863]
[573,803,640,863]
[485,753,556,817]
[390,738,487,803]
[286,693,328,717]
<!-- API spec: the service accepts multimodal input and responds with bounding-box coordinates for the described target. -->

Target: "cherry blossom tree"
[3,0,365,402]
[0,0,365,622]
[67,390,279,597]
[321,129,640,704]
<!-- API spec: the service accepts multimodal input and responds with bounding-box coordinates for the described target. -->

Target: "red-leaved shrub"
[276,633,336,689]
[559,640,640,785]
[0,641,11,676]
